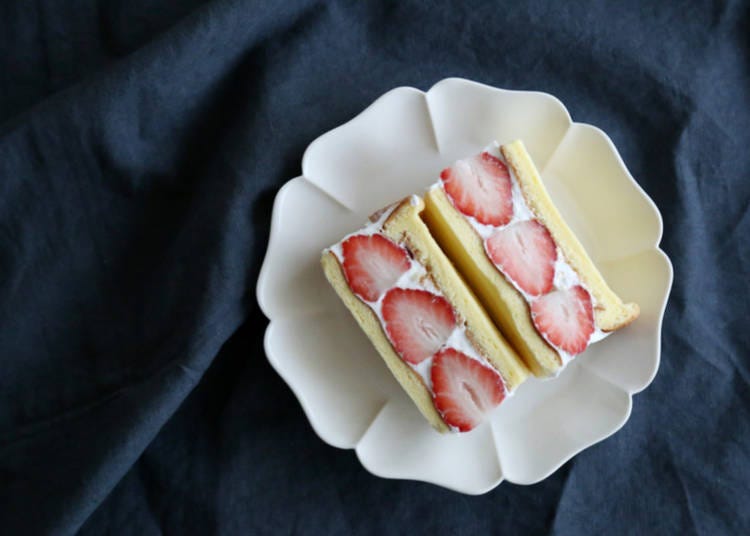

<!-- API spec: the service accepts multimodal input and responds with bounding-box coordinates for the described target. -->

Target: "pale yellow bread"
[321,197,528,433]
[423,186,560,377]
[322,250,448,432]
[501,140,639,331]
[423,141,639,377]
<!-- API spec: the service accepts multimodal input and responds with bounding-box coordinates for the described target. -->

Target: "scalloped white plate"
[257,78,673,494]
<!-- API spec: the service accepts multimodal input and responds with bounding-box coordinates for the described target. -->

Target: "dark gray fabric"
[0,1,748,534]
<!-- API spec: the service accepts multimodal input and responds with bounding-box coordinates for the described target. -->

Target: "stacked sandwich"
[322,140,639,433]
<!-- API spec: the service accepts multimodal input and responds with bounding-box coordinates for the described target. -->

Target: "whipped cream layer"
[438,142,609,367]
[326,199,510,431]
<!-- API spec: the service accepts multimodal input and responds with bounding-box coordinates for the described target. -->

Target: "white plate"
[257,78,673,494]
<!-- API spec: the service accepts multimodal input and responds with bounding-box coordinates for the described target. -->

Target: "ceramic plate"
[257,78,673,494]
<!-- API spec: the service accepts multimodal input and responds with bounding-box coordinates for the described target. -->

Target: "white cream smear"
[325,197,511,432]
[440,142,609,368]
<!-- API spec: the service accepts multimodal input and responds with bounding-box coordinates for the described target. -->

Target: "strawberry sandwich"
[423,140,640,377]
[321,196,528,433]
[321,140,639,433]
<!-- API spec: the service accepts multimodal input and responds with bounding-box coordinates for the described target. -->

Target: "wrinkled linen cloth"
[0,1,748,534]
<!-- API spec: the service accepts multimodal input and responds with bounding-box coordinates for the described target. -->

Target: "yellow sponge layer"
[501,140,639,331]
[423,186,561,377]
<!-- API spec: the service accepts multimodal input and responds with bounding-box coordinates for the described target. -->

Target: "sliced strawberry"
[485,220,557,296]
[431,348,505,432]
[530,285,595,355]
[381,288,456,364]
[441,152,513,226]
[341,234,411,302]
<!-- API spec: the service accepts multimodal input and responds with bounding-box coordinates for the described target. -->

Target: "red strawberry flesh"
[381,288,456,365]
[441,152,513,226]
[431,348,505,432]
[342,234,411,302]
[485,220,557,297]
[530,285,595,355]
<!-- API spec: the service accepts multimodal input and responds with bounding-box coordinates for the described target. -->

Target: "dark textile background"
[0,1,748,534]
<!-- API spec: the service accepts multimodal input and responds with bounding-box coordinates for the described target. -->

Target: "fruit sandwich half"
[423,140,640,377]
[321,196,529,433]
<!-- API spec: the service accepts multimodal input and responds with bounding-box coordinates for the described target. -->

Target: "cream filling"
[441,142,609,368]
[325,201,512,432]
